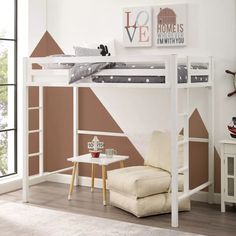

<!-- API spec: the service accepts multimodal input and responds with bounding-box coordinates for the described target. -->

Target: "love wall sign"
[123,7,152,47]
[123,5,187,47]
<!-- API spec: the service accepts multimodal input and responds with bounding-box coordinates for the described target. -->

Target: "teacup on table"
[105,148,117,158]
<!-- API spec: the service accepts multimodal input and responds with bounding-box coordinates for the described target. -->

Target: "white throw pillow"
[73,47,101,57]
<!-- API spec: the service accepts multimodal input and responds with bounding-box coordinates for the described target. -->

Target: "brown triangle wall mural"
[30,31,64,57]
[189,109,221,193]
[28,31,220,193]
[29,31,64,176]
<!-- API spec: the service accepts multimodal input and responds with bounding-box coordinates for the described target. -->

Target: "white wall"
[28,0,47,55]
[18,0,30,177]
[46,0,236,156]
[16,0,47,177]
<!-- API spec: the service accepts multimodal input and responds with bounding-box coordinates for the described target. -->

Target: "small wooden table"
[67,153,129,205]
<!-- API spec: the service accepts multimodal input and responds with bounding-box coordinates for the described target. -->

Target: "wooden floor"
[1,182,236,236]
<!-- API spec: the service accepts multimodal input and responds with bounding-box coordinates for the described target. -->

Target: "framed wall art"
[123,7,152,47]
[154,4,187,47]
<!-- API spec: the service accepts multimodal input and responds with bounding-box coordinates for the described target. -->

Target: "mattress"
[50,61,209,84]
[91,64,208,84]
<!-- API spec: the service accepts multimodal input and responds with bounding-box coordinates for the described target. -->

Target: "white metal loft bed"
[22,54,214,227]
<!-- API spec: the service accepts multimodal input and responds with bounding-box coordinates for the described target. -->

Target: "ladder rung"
[28,106,42,111]
[189,137,208,143]
[178,181,211,201]
[28,129,42,134]
[178,166,188,173]
[77,130,127,137]
[178,139,188,145]
[28,152,43,158]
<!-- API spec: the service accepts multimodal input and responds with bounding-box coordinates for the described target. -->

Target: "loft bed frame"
[22,54,214,227]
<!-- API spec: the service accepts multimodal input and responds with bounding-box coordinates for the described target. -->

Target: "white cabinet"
[220,140,236,212]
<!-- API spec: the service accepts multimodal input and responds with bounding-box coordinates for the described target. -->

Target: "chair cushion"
[144,131,184,172]
[110,190,191,217]
[107,166,184,198]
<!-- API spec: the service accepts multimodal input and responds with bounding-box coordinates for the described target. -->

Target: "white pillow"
[73,47,101,57]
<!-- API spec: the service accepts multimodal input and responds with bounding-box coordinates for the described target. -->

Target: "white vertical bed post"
[220,143,225,212]
[183,88,190,194]
[208,57,215,203]
[39,86,44,176]
[170,54,179,227]
[22,58,29,203]
[184,57,190,194]
[73,87,79,186]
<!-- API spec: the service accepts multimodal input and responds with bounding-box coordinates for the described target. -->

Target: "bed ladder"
[171,55,214,227]
[179,56,190,196]
[178,88,189,195]
[28,87,44,176]
[173,88,190,227]
[170,55,190,228]
[23,84,44,203]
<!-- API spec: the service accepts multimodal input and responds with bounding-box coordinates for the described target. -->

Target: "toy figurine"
[87,136,104,158]
[227,117,236,138]
[98,44,111,56]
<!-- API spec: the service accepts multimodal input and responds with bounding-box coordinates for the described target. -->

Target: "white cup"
[105,148,117,158]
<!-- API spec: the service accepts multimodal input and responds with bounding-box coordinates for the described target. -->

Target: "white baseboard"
[0,173,221,204]
[0,178,22,195]
[47,173,221,204]
[47,173,104,189]
[46,173,72,185]
[0,174,47,195]
[190,190,221,204]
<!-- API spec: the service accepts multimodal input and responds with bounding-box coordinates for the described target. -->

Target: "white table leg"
[91,164,95,192]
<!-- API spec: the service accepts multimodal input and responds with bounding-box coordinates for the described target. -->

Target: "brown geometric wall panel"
[189,142,208,189]
[44,87,73,172]
[189,109,221,193]
[29,133,39,176]
[214,149,221,193]
[29,158,39,176]
[189,109,208,138]
[29,31,64,175]
[31,31,64,57]
[79,88,123,133]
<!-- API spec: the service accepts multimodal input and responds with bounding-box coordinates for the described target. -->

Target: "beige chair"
[107,131,190,217]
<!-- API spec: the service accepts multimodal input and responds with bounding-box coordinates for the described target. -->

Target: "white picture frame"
[123,7,152,47]
[154,4,187,47]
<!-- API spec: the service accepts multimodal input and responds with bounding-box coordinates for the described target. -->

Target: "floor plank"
[1,182,236,236]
